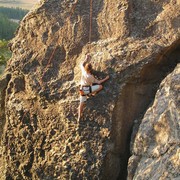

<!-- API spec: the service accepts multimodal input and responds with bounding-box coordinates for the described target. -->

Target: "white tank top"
[80,63,98,86]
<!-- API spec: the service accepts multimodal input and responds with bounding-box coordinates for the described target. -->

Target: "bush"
[0,39,11,66]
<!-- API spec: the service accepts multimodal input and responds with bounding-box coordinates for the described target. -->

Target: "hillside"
[0,7,28,40]
[0,40,12,75]
[0,0,179,179]
[0,0,38,9]
[0,7,28,75]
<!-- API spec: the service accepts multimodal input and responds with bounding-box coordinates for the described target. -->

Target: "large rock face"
[0,0,179,179]
[128,64,180,179]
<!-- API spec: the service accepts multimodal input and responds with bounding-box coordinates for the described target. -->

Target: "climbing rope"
[39,1,79,85]
[69,0,79,18]
[21,0,93,123]
[89,0,93,43]
[41,46,57,80]
[86,0,93,54]
[69,0,93,44]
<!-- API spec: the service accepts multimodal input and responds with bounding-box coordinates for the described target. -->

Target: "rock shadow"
[102,39,180,180]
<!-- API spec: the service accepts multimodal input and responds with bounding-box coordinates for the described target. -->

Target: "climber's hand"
[86,54,91,60]
[105,75,110,80]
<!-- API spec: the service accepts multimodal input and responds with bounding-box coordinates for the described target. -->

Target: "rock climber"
[78,54,109,122]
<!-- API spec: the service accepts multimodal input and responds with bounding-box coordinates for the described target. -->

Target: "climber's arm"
[80,54,91,74]
[94,75,109,84]
[81,54,91,67]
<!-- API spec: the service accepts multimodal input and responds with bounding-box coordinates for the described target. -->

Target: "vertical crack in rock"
[0,74,11,137]
[102,40,180,180]
[0,73,11,178]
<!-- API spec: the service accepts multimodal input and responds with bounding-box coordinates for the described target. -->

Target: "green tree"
[0,6,28,20]
[0,39,11,65]
[0,13,18,40]
[0,39,11,75]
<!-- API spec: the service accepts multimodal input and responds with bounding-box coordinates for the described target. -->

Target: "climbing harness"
[78,0,96,97]
[79,85,92,96]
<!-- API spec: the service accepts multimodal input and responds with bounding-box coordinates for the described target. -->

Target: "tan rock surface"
[0,0,179,179]
[128,64,180,180]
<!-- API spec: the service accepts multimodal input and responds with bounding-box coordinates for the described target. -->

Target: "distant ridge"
[0,0,37,9]
[0,0,19,2]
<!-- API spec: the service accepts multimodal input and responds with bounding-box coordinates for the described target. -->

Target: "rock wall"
[128,64,180,180]
[0,0,179,179]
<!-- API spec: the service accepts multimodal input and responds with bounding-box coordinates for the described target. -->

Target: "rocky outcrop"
[128,64,180,180]
[0,0,179,179]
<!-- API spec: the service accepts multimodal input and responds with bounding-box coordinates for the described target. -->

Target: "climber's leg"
[91,84,103,96]
[78,102,84,122]
[78,95,87,122]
